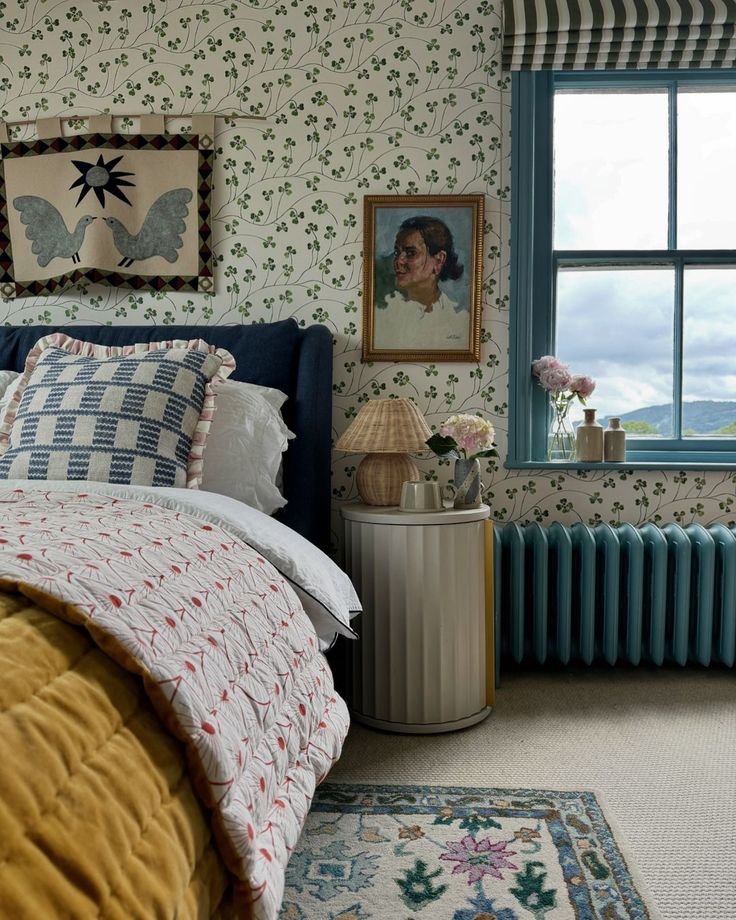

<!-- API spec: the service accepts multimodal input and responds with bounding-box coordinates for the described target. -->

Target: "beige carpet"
[330,666,736,920]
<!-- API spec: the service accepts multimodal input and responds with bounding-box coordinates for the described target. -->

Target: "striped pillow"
[0,333,235,488]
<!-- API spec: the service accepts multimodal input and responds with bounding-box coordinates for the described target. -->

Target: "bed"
[0,320,356,919]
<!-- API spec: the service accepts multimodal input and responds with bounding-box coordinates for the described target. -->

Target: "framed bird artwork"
[0,114,215,298]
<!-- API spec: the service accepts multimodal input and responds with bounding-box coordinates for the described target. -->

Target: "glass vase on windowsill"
[532,355,596,463]
[548,399,576,462]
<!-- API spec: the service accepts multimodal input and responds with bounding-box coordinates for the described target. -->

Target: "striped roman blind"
[503,1,736,70]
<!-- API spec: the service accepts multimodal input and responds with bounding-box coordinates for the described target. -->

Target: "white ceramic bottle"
[604,417,626,462]
[576,408,603,462]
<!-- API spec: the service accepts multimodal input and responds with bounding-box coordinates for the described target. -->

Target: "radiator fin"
[495,521,736,669]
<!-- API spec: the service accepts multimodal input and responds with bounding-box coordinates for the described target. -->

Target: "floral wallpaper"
[0,0,733,535]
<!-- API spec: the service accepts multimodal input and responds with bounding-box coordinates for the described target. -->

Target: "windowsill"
[505,459,736,472]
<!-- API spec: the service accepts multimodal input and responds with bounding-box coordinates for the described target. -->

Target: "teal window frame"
[508,69,736,471]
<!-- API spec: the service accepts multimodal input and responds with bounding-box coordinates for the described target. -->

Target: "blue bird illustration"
[102,187,192,268]
[13,196,96,266]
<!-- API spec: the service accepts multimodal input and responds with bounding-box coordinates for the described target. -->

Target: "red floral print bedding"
[0,488,349,919]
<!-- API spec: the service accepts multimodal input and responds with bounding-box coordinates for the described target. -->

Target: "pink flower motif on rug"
[440,834,518,884]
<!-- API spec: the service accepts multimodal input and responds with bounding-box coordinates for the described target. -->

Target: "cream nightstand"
[341,503,494,733]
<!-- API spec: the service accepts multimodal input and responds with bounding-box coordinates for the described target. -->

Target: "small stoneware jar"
[604,417,626,462]
[576,408,603,462]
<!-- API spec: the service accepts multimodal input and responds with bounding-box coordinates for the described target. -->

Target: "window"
[509,70,736,468]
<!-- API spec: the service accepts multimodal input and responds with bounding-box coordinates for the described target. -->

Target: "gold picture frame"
[362,194,484,362]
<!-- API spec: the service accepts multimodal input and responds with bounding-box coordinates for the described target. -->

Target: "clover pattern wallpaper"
[1,0,734,537]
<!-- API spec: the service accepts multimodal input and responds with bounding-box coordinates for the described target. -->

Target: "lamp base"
[356,453,419,506]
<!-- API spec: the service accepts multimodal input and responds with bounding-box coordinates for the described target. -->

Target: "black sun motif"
[69,154,136,207]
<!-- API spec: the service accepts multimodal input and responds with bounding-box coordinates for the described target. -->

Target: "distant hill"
[597,401,736,435]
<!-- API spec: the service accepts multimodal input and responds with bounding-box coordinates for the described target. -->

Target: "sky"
[553,89,736,433]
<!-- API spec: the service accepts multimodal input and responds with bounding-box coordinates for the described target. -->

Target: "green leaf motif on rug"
[434,811,502,831]
[395,858,448,909]
[459,814,503,833]
[581,850,610,880]
[509,861,556,917]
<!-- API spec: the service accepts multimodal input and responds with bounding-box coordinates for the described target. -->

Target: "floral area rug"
[280,783,654,919]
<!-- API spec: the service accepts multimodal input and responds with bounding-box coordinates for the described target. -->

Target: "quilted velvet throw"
[0,114,214,298]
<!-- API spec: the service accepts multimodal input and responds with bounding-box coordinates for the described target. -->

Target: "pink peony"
[531,355,564,376]
[537,364,572,394]
[532,356,572,394]
[570,374,596,399]
[532,355,595,404]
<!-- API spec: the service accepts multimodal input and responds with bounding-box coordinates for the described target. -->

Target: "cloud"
[678,93,736,248]
[556,268,673,416]
[554,91,667,250]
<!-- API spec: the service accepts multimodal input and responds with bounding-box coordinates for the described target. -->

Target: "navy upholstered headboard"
[0,319,333,551]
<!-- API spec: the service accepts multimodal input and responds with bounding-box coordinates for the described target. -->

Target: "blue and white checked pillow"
[0,334,235,488]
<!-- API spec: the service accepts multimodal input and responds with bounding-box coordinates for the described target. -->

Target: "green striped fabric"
[503,0,736,70]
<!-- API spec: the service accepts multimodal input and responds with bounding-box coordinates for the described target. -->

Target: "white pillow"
[0,371,20,406]
[201,379,294,514]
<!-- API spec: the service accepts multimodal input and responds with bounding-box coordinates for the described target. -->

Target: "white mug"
[399,481,443,513]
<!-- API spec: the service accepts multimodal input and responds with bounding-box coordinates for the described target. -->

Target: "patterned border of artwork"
[0,131,214,298]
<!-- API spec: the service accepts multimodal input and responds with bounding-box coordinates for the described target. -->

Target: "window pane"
[554,91,668,250]
[683,268,736,437]
[678,91,736,249]
[556,268,674,437]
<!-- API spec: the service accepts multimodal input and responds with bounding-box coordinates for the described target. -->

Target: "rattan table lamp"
[336,398,432,506]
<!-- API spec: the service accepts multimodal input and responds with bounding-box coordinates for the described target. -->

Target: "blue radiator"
[493,522,736,671]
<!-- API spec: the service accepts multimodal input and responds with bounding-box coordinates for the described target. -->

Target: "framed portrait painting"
[362,194,484,362]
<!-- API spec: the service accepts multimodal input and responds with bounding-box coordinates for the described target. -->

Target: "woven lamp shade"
[336,398,431,453]
[336,399,432,506]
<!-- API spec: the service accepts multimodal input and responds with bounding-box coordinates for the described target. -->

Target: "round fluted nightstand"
[341,503,494,734]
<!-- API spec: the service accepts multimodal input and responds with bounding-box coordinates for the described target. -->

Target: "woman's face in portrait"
[392,230,447,293]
